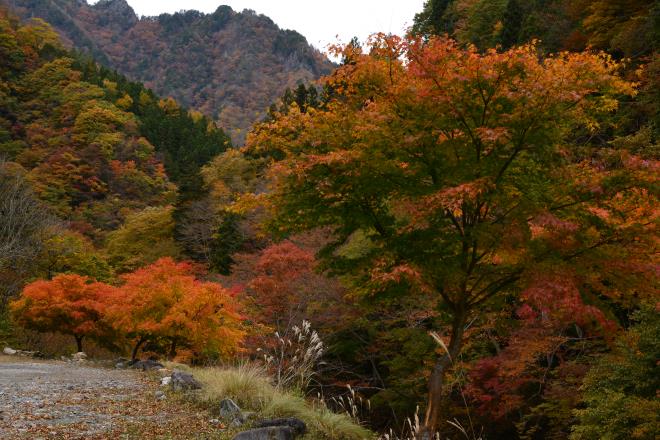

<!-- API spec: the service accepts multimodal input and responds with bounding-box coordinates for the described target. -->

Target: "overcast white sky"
[91,1,425,51]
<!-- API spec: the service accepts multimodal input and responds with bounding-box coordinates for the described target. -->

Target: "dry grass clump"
[192,363,373,440]
[194,363,274,409]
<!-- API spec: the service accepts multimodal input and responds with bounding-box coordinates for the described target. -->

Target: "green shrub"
[571,305,659,440]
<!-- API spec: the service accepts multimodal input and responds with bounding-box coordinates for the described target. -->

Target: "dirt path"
[0,356,221,439]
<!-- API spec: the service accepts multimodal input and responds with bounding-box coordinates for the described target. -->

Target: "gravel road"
[0,356,218,439]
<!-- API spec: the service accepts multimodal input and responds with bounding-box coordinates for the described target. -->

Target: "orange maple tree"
[110,257,245,360]
[247,35,656,435]
[11,274,115,352]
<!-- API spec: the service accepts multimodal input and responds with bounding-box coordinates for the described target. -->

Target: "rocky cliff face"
[3,0,334,143]
[91,0,138,28]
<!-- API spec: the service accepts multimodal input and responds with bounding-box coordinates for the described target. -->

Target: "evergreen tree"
[210,213,244,275]
[342,36,362,65]
[281,87,295,111]
[412,0,453,38]
[294,83,308,112]
[307,85,319,108]
[499,0,524,48]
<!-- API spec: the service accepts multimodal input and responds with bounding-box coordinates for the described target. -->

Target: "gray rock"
[230,410,259,427]
[170,370,201,391]
[71,352,87,362]
[2,347,42,358]
[130,359,164,371]
[154,390,166,400]
[255,418,306,435]
[114,357,129,368]
[219,398,241,419]
[242,411,256,421]
[232,426,296,440]
[160,376,172,386]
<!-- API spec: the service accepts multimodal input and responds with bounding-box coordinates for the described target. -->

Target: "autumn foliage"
[1,2,658,439]
[10,274,115,352]
[10,259,245,361]
[247,34,656,434]
[110,258,245,361]
[3,1,332,144]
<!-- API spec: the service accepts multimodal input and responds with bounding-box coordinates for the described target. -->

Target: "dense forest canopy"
[412,0,658,57]
[0,1,658,440]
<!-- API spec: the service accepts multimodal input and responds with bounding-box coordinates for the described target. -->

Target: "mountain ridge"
[3,0,334,143]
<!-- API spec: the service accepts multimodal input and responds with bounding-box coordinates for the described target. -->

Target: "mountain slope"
[4,0,334,143]
[0,5,231,239]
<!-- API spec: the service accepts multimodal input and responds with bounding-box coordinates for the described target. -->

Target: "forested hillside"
[3,0,333,143]
[0,8,231,303]
[1,1,658,440]
[412,0,658,57]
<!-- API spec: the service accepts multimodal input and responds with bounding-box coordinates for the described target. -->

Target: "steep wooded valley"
[0,1,658,439]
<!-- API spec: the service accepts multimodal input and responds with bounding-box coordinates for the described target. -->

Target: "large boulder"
[254,418,306,436]
[232,426,296,440]
[3,347,16,355]
[170,370,201,391]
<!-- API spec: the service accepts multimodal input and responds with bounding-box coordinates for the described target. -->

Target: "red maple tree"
[11,274,115,352]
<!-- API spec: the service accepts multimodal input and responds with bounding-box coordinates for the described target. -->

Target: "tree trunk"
[418,312,466,439]
[131,336,146,361]
[74,335,84,353]
[168,339,177,360]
